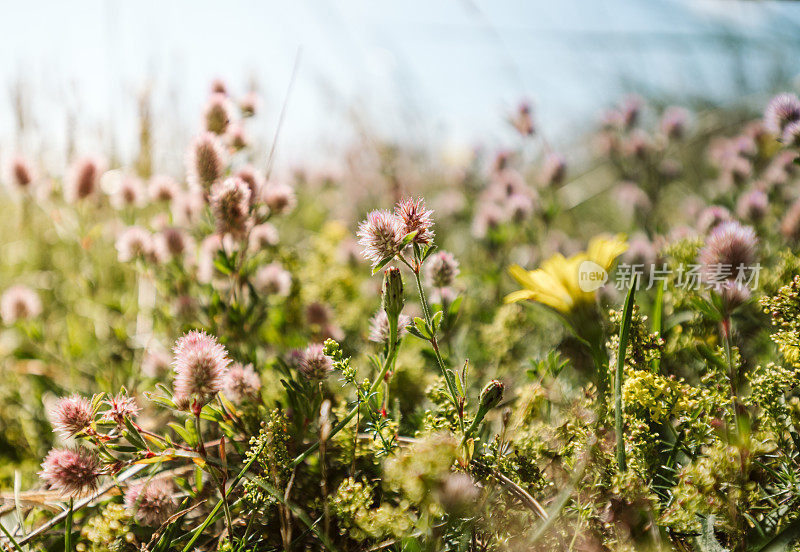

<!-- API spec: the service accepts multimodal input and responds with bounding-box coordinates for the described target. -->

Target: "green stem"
[290,315,400,468]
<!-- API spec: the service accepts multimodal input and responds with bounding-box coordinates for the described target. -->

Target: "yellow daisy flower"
[505,234,628,313]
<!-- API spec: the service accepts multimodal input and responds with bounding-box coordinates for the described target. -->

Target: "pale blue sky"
[0,0,798,171]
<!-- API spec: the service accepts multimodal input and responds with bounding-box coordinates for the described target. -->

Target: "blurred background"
[0,0,799,173]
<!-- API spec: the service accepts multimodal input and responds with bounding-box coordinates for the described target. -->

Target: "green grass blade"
[615,275,637,472]
[0,522,25,552]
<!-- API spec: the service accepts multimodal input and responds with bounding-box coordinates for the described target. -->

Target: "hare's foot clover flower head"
[5,155,35,191]
[395,197,435,245]
[540,152,566,187]
[223,363,262,404]
[298,343,334,382]
[101,392,139,428]
[254,262,292,296]
[65,156,105,203]
[736,189,769,223]
[698,221,758,286]
[187,132,226,192]
[39,447,101,497]
[249,222,279,250]
[261,181,297,215]
[235,165,265,204]
[425,251,460,288]
[124,480,176,526]
[1,285,42,323]
[369,310,411,343]
[50,395,94,438]
[172,330,232,410]
[148,175,179,203]
[116,226,153,263]
[357,209,405,267]
[210,177,252,239]
[506,234,628,314]
[660,106,689,140]
[764,93,800,137]
[203,92,233,135]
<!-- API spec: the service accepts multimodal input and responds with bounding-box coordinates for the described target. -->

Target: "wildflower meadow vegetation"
[7,79,800,552]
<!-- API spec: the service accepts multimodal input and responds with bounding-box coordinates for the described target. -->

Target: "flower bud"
[381,267,404,320]
[478,379,504,412]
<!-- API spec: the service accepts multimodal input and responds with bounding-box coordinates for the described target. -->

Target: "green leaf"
[696,515,729,552]
[413,317,432,339]
[169,422,196,447]
[751,515,800,552]
[421,244,438,263]
[124,417,148,450]
[371,255,395,275]
[432,310,443,332]
[401,230,418,246]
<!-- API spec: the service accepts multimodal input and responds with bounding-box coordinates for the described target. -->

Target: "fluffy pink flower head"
[171,188,205,227]
[154,227,191,262]
[111,176,145,209]
[65,156,105,203]
[116,226,153,263]
[187,132,226,192]
[357,210,405,266]
[511,101,535,136]
[51,395,94,438]
[764,93,800,136]
[223,363,262,404]
[210,177,252,239]
[239,91,260,117]
[210,78,228,96]
[172,330,231,408]
[697,205,732,235]
[6,155,35,191]
[125,480,176,526]
[395,197,435,245]
[235,165,264,203]
[660,106,690,140]
[699,221,758,285]
[39,447,101,497]
[736,189,769,222]
[226,122,248,150]
[781,198,800,242]
[148,175,180,203]
[261,181,297,215]
[101,392,139,427]
[249,223,279,251]
[368,310,411,343]
[425,251,460,288]
[1,285,42,323]
[298,343,334,382]
[540,152,566,187]
[471,203,505,238]
[620,94,643,129]
[203,92,233,135]
[719,280,751,315]
[254,262,292,296]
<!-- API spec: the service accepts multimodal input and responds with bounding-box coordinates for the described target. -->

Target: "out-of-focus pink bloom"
[660,106,690,140]
[171,188,205,227]
[764,93,800,136]
[425,251,460,288]
[239,91,260,117]
[261,181,297,215]
[223,363,261,403]
[736,189,769,222]
[698,221,758,285]
[142,348,171,378]
[125,480,176,526]
[540,152,566,187]
[204,93,233,135]
[235,165,264,204]
[298,343,333,381]
[187,132,226,191]
[148,175,180,203]
[697,206,732,235]
[254,262,292,296]
[368,310,410,343]
[64,156,105,203]
[210,177,252,238]
[1,285,42,323]
[249,223,279,251]
[116,226,153,263]
[226,122,248,150]
[5,155,36,191]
